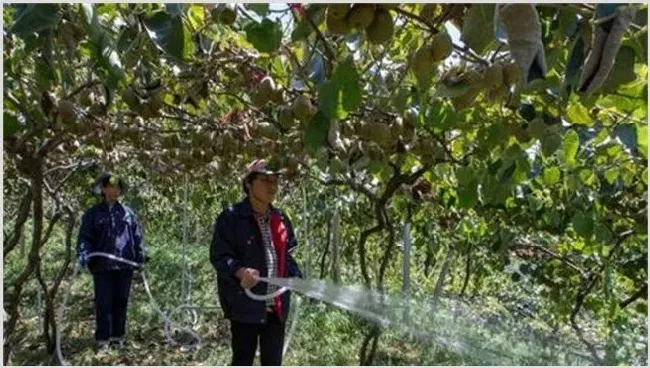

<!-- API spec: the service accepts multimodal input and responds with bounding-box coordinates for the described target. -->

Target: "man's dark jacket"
[210,197,302,324]
[77,201,145,273]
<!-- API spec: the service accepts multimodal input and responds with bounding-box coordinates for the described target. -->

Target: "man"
[76,172,147,355]
[210,159,303,366]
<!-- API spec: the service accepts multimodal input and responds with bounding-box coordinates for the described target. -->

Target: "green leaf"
[637,124,647,157]
[513,157,531,183]
[187,4,206,31]
[566,101,593,126]
[604,168,619,185]
[556,9,578,37]
[319,59,362,119]
[601,46,637,92]
[563,129,579,166]
[336,58,362,112]
[643,168,648,185]
[9,4,60,39]
[35,57,56,91]
[542,134,562,157]
[79,5,125,88]
[94,32,126,89]
[3,113,22,137]
[566,173,581,193]
[428,100,458,132]
[318,81,345,120]
[543,167,561,185]
[528,118,546,140]
[499,161,516,182]
[458,183,478,209]
[482,176,511,205]
[579,168,597,186]
[245,19,283,54]
[594,222,613,245]
[457,167,474,187]
[143,11,195,61]
[291,20,312,42]
[305,112,330,153]
[461,4,495,55]
[572,213,594,239]
[246,3,269,17]
[564,36,585,96]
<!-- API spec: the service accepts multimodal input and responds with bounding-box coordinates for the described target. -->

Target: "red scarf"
[269,212,287,321]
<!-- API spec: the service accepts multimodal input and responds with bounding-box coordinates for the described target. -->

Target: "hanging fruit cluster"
[439,59,522,111]
[326,4,400,45]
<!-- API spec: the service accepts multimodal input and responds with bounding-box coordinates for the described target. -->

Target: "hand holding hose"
[236,267,260,289]
[77,251,89,267]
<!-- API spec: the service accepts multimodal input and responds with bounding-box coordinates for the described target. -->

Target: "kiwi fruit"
[368,122,393,147]
[327,11,352,35]
[292,95,314,119]
[484,63,504,89]
[347,4,376,30]
[278,105,296,129]
[366,9,394,44]
[122,88,140,111]
[431,32,453,62]
[217,5,237,25]
[259,76,276,98]
[412,44,436,76]
[503,62,521,86]
[58,100,76,125]
[327,4,351,20]
[451,88,481,112]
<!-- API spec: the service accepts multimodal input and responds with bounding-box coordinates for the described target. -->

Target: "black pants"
[230,311,285,366]
[92,269,134,342]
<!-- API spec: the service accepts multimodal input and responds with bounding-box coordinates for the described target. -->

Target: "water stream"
[262,276,596,365]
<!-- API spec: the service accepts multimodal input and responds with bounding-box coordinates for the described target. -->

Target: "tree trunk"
[432,247,455,313]
[36,267,56,353]
[318,213,331,280]
[4,159,44,365]
[331,209,341,283]
[460,243,472,297]
[424,228,438,277]
[4,189,32,258]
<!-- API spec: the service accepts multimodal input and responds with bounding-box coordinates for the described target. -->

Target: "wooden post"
[331,209,341,283]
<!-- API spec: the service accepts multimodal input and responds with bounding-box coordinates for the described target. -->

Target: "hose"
[55,252,203,365]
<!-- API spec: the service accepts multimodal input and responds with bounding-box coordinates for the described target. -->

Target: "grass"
[4,227,647,365]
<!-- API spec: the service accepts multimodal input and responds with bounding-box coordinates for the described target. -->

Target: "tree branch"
[513,236,587,279]
[569,230,635,365]
[620,283,647,310]
[64,79,102,100]
[377,208,395,288]
[3,189,33,258]
[44,160,97,175]
[320,175,379,202]
[304,10,335,74]
[40,213,63,248]
[4,161,45,364]
[358,224,382,289]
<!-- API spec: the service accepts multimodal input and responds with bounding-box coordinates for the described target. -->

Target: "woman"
[76,172,147,355]
[210,159,303,366]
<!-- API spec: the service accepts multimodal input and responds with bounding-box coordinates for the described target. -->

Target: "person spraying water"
[210,158,303,366]
[76,172,149,356]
